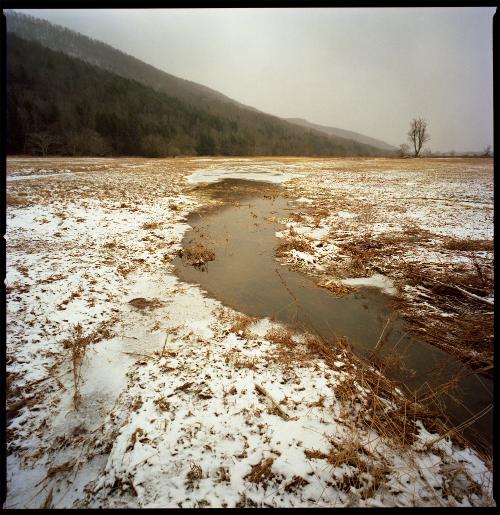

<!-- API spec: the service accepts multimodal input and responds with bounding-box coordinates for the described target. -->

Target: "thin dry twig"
[255,384,291,420]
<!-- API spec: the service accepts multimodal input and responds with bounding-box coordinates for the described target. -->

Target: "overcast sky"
[18,7,495,152]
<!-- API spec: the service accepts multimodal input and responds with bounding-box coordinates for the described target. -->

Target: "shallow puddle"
[174,179,493,451]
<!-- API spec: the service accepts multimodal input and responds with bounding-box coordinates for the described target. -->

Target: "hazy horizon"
[12,7,495,153]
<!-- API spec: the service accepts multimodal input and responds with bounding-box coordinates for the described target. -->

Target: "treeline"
[6,33,384,157]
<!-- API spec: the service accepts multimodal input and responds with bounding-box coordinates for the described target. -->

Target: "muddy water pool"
[174,179,493,451]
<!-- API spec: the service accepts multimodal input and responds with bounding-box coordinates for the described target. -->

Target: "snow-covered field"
[5,157,494,508]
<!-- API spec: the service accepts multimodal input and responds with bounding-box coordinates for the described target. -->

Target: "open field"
[274,157,494,374]
[5,156,494,508]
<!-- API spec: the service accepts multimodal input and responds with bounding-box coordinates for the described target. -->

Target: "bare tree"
[407,117,430,157]
[482,145,492,157]
[28,132,58,156]
[399,143,410,157]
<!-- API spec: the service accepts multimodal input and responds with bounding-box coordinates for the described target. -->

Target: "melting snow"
[341,274,397,296]
[5,157,494,509]
[187,167,295,184]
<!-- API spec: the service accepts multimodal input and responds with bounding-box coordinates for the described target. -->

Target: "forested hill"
[5,10,388,157]
[5,9,250,114]
[6,34,386,157]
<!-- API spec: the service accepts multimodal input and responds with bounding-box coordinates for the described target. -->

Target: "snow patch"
[187,167,295,184]
[341,274,397,296]
[338,210,357,219]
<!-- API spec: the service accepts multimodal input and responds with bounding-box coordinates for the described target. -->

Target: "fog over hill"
[286,118,397,152]
[6,10,388,157]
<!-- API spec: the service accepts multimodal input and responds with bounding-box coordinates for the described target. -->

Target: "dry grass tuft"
[289,212,307,223]
[142,221,161,230]
[186,462,203,488]
[39,273,66,284]
[229,314,255,337]
[104,240,119,249]
[235,493,259,508]
[304,449,329,460]
[334,377,357,406]
[327,438,369,470]
[47,461,76,478]
[216,466,231,483]
[401,224,434,240]
[265,327,312,368]
[7,396,37,420]
[401,262,493,372]
[234,358,259,370]
[318,279,356,297]
[304,333,349,365]
[284,475,309,493]
[265,327,296,348]
[244,457,275,488]
[275,238,315,257]
[337,240,376,277]
[325,438,390,498]
[62,321,114,410]
[128,297,163,310]
[154,397,171,412]
[7,192,30,208]
[443,238,493,252]
[41,488,54,509]
[128,428,146,451]
[300,331,445,448]
[178,243,215,268]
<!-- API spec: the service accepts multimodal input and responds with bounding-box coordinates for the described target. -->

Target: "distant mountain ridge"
[5,10,391,157]
[286,118,397,152]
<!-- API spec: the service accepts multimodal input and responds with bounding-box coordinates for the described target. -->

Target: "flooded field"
[175,179,493,451]
[5,157,494,508]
